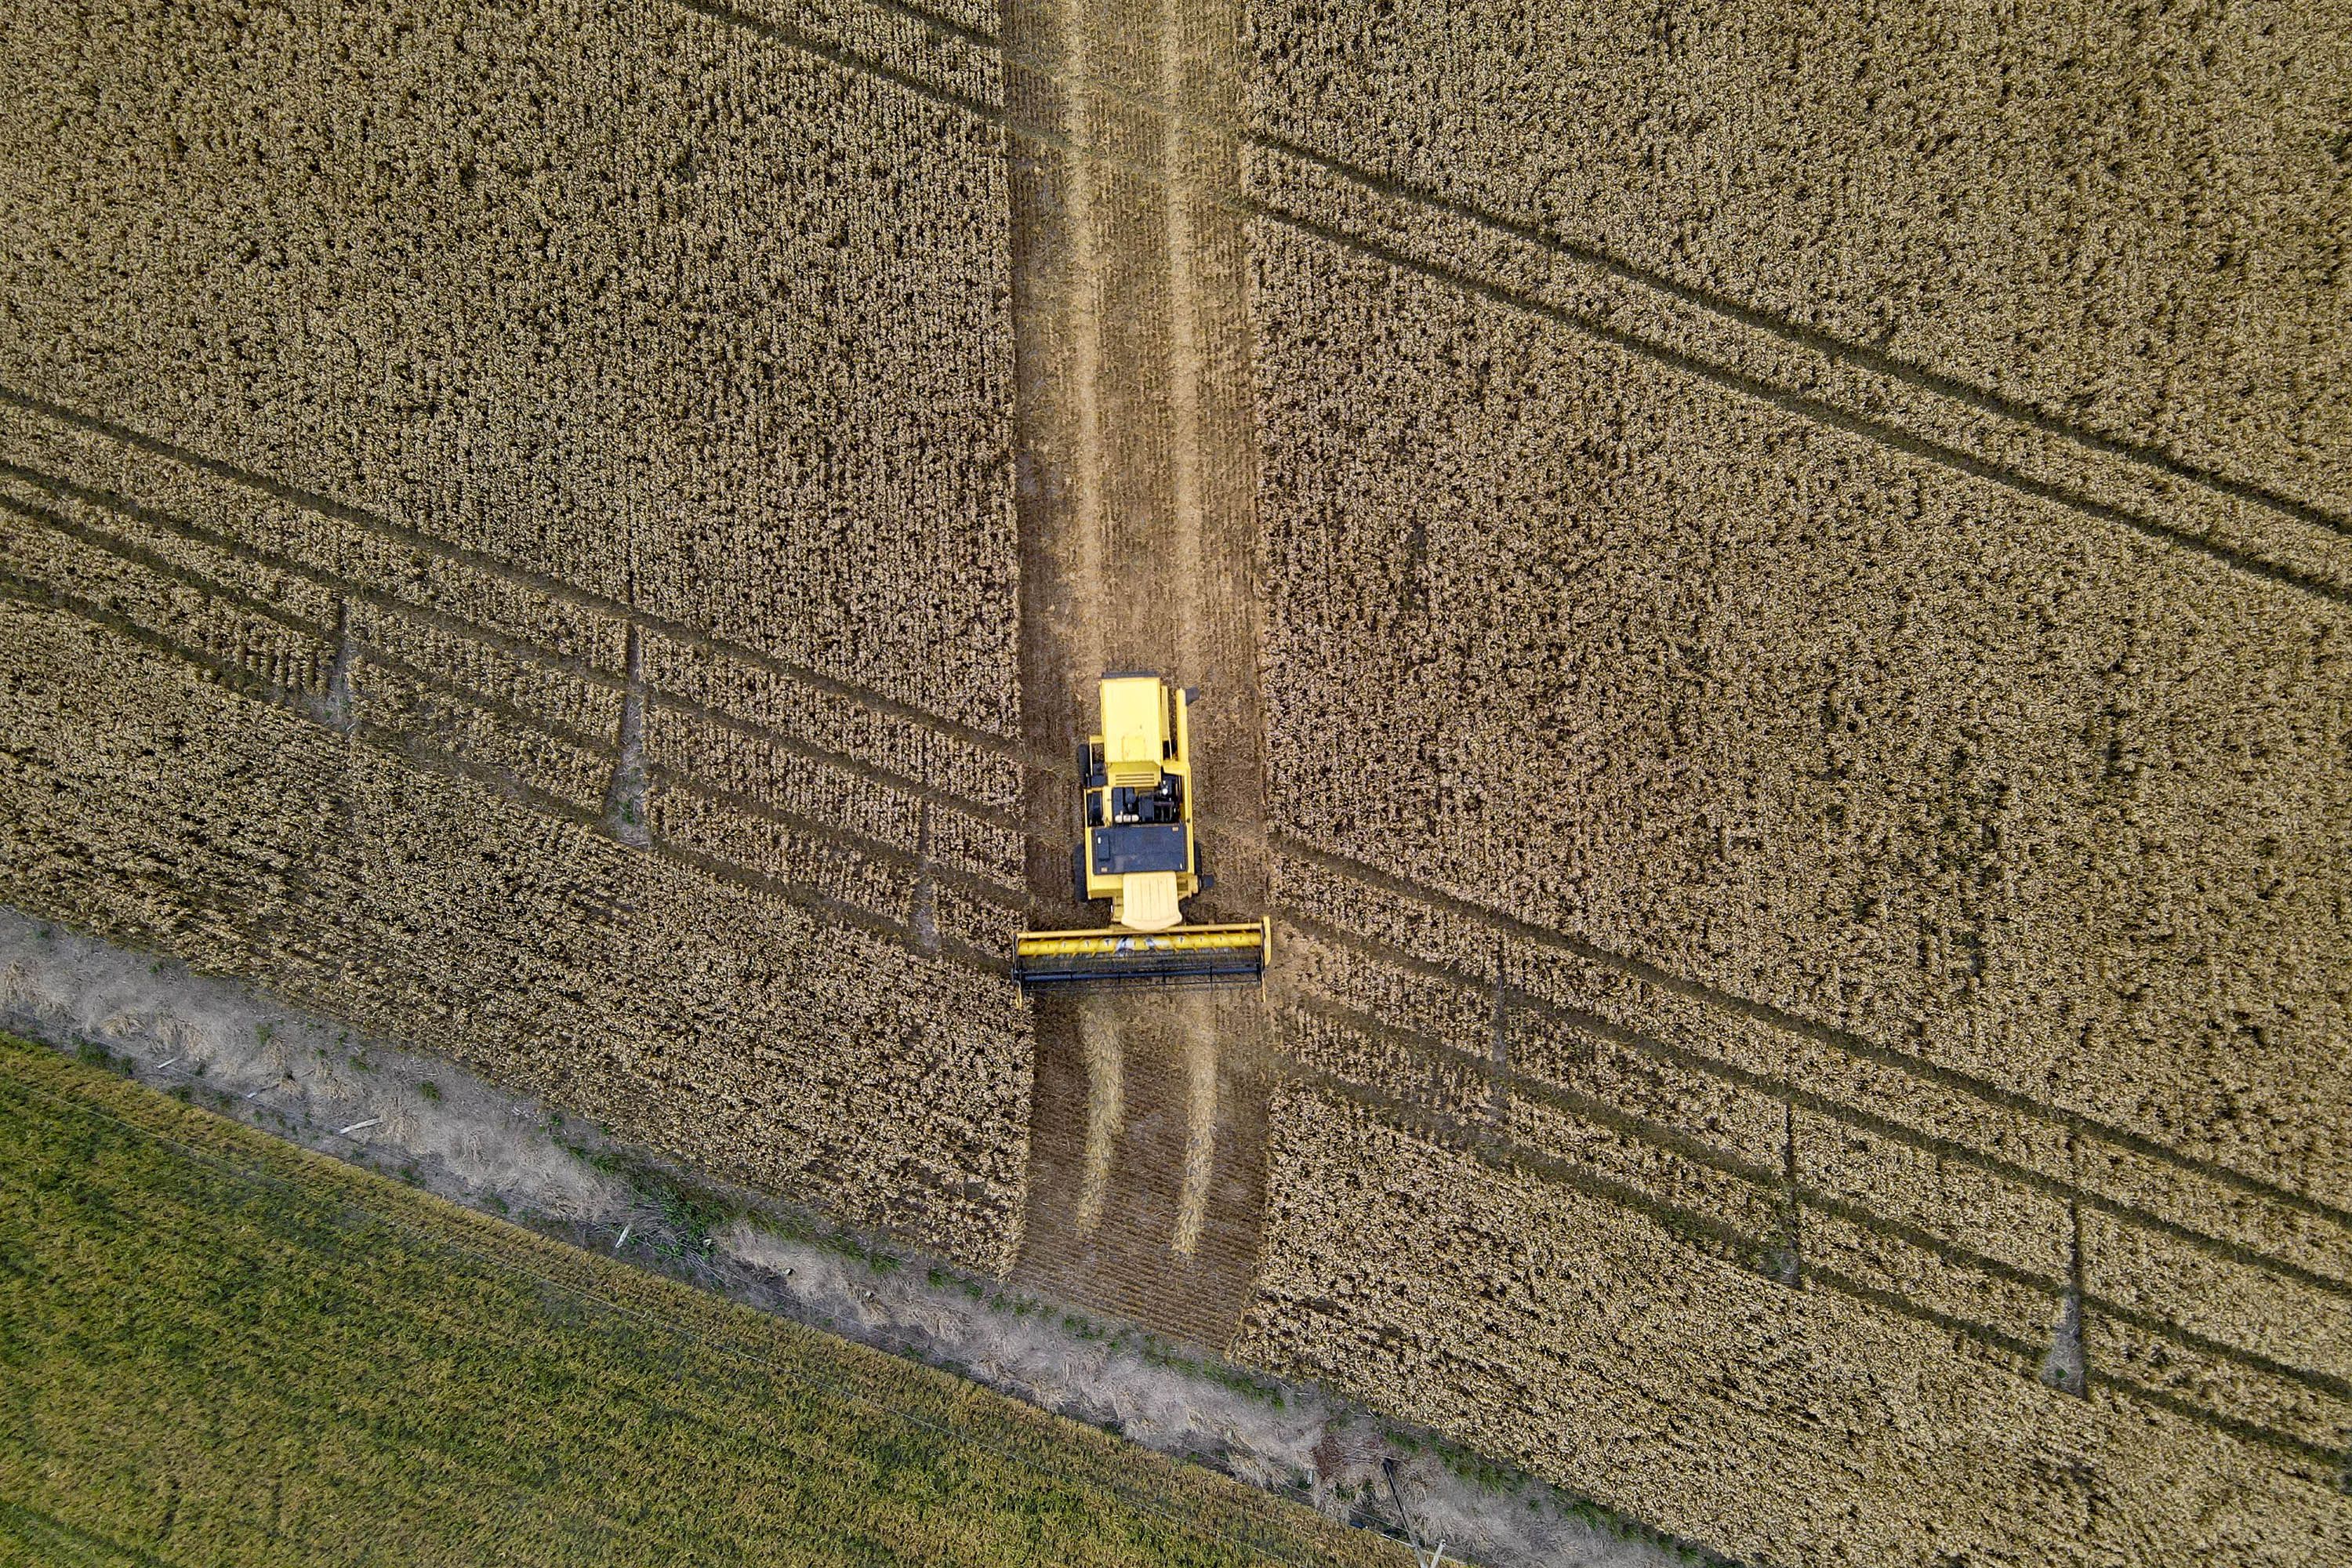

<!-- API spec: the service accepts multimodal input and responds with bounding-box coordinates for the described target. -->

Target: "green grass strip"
[0,1033,1399,1567]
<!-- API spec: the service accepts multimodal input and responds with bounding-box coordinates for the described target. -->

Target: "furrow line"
[646,686,1020,835]
[1279,906,2352,1303]
[1,477,1031,902]
[1284,906,2352,1369]
[653,772,1031,913]
[0,453,630,686]
[1,486,622,774]
[801,0,1002,50]
[1286,991,2352,1408]
[669,0,1005,122]
[0,487,339,644]
[704,0,2346,546]
[1247,129,2349,541]
[0,387,1029,764]
[1290,993,1783,1193]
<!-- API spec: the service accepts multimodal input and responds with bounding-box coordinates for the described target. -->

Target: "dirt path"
[1006,0,1273,1347]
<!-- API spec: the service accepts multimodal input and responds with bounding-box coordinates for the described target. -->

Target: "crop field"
[0,0,1036,1272]
[1246,0,2352,521]
[4,0,2350,1563]
[1231,1,2352,1563]
[0,1033,1404,1567]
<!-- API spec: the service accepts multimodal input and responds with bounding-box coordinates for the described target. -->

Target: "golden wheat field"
[2,0,2347,1563]
[0,0,1037,1275]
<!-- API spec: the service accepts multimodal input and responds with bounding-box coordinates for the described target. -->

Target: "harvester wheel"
[1071,841,1089,905]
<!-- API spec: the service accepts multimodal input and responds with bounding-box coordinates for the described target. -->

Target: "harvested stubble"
[1235,1083,2352,1567]
[1246,0,2352,516]
[0,1034,1403,1568]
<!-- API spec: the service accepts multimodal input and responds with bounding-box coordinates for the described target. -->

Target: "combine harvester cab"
[1014,673,1270,989]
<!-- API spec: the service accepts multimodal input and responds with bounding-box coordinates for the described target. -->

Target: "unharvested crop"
[5,0,2347,1562]
[1235,1083,2351,1568]
[0,0,1034,1270]
[0,0,1020,731]
[1233,6,2352,1559]
[1245,0,2352,516]
[0,602,1034,1263]
[1249,223,2349,1203]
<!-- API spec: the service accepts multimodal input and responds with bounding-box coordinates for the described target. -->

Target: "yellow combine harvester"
[1013,673,1270,989]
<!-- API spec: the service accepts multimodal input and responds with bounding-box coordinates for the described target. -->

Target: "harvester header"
[1013,673,1269,989]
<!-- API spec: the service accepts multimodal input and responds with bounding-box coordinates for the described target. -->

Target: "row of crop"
[0,399,633,670]
[1243,0,2350,515]
[0,466,341,630]
[651,783,923,928]
[2086,1312,2352,1459]
[0,486,338,700]
[0,456,572,821]
[651,704,929,856]
[0,597,1033,1272]
[1274,848,2029,1184]
[1284,916,1786,1215]
[933,880,1026,955]
[1250,220,2352,1215]
[0,0,1021,736]
[2,397,1030,901]
[1278,1001,1490,1122]
[1274,992,2052,1353]
[354,662,614,815]
[745,0,1007,107]
[645,702,1027,893]
[352,601,626,740]
[1233,1083,2352,1568]
[642,627,1025,818]
[1272,846,2352,1288]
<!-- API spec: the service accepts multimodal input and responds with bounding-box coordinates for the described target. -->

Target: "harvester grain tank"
[1013,673,1270,988]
